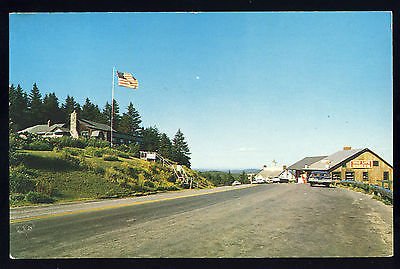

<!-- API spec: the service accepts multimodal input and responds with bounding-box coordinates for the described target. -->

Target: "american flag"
[117,71,139,89]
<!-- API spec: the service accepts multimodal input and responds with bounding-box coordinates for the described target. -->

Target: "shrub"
[9,169,36,194]
[49,136,86,149]
[25,191,55,204]
[60,150,78,165]
[9,132,24,151]
[10,193,25,204]
[128,143,140,156]
[137,173,145,190]
[119,163,140,179]
[85,146,105,157]
[86,138,110,148]
[36,178,58,196]
[9,151,25,166]
[144,180,155,189]
[62,147,82,156]
[115,144,130,153]
[24,140,54,151]
[105,167,126,183]
[117,151,130,159]
[103,155,119,161]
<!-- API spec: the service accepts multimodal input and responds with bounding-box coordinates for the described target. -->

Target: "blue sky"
[9,12,392,169]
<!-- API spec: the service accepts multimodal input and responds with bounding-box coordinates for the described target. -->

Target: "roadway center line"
[10,185,255,224]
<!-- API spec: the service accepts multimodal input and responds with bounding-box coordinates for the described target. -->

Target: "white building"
[254,164,295,183]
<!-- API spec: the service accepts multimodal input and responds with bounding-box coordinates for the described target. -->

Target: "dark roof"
[18,123,66,134]
[80,118,134,139]
[79,119,112,132]
[287,156,327,170]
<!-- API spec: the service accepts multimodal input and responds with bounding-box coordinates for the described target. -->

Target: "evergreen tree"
[81,98,102,122]
[62,95,80,124]
[239,171,248,183]
[100,100,122,130]
[172,129,191,167]
[111,99,121,131]
[28,83,43,126]
[42,92,63,123]
[101,102,112,124]
[141,126,160,152]
[9,84,29,131]
[119,102,142,139]
[158,133,173,159]
[226,170,235,185]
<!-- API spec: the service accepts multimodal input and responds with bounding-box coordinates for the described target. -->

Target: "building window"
[363,172,369,181]
[383,171,389,181]
[342,163,346,168]
[332,172,341,180]
[345,171,354,181]
[373,161,379,166]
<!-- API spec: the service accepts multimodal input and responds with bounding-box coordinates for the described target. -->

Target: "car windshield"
[311,172,330,178]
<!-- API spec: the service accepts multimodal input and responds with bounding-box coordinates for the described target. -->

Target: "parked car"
[308,171,333,187]
[251,178,266,184]
[278,177,289,183]
[265,178,274,184]
[272,177,280,183]
[232,180,242,186]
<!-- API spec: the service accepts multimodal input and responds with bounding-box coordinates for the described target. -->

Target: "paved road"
[10,184,392,258]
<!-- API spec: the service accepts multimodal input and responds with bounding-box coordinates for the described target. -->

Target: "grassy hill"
[10,148,213,207]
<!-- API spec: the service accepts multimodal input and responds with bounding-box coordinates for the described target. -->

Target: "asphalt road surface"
[10,184,392,258]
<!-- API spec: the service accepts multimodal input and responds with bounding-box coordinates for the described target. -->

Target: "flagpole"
[111,67,115,147]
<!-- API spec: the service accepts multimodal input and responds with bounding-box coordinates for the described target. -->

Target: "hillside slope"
[10,148,213,207]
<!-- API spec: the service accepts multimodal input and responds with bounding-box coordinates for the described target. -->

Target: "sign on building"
[349,160,373,169]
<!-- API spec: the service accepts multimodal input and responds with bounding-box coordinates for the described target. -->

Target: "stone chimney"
[70,110,79,138]
[343,146,352,150]
[47,119,51,127]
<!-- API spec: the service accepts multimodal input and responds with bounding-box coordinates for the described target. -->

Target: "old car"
[232,180,242,186]
[308,171,333,187]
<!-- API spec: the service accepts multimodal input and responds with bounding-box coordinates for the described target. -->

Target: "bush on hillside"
[103,155,119,161]
[50,136,109,149]
[59,150,82,168]
[86,138,109,148]
[9,167,36,194]
[85,146,106,157]
[25,191,55,204]
[10,193,26,205]
[24,140,54,151]
[144,180,155,189]
[9,151,25,166]
[105,167,126,183]
[119,163,140,179]
[61,147,82,156]
[115,144,130,153]
[36,178,59,196]
[117,151,131,159]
